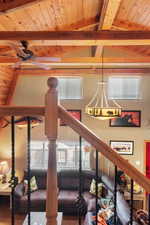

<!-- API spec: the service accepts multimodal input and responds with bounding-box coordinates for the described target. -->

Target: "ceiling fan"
[7,40,61,70]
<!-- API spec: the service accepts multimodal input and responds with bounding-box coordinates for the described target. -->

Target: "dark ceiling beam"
[0,31,150,46]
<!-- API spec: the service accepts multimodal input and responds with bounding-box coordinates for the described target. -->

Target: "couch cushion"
[83,191,95,203]
[20,189,46,211]
[24,170,47,189]
[58,170,81,190]
[82,170,98,191]
[58,190,78,209]
[58,170,98,191]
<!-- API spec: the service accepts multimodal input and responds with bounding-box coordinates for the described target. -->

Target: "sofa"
[14,169,138,225]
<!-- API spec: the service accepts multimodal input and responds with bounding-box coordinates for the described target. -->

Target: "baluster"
[45,77,58,225]
[11,116,15,225]
[95,151,99,225]
[130,179,134,225]
[78,136,82,225]
[27,117,31,225]
[114,165,117,225]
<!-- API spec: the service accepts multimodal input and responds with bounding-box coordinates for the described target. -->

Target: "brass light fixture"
[85,47,122,120]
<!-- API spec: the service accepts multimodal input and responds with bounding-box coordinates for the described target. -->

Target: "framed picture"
[60,109,81,126]
[109,110,141,127]
[110,140,134,155]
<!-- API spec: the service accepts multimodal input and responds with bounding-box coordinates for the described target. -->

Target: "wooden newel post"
[45,77,58,225]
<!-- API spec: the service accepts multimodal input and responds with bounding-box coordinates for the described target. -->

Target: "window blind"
[58,77,83,100]
[108,76,141,100]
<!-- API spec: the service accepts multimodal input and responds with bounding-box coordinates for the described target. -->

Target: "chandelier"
[85,47,122,120]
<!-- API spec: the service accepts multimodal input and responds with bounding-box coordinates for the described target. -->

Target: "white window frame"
[30,141,90,170]
[58,77,83,100]
[107,76,142,100]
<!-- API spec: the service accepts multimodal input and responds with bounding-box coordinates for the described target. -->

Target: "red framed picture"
[109,110,141,127]
[60,110,81,126]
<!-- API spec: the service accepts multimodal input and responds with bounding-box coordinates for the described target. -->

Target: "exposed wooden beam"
[113,19,150,31]
[95,0,122,57]
[0,0,44,14]
[1,57,150,66]
[101,0,122,30]
[5,69,19,105]
[0,31,150,46]
[76,22,99,31]
[19,68,150,76]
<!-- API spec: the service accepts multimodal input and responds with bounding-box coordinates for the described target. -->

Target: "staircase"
[0,77,150,225]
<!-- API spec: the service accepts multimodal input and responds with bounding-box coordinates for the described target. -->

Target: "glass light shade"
[85,107,122,120]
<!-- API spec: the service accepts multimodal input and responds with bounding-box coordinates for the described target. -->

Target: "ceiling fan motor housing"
[17,49,34,61]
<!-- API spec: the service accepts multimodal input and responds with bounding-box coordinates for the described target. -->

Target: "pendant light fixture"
[85,47,122,120]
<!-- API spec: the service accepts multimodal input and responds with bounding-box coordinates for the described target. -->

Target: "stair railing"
[58,104,150,193]
[0,77,150,225]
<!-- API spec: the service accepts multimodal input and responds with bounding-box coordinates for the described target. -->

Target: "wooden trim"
[19,68,150,76]
[0,31,150,46]
[58,105,150,193]
[0,0,44,14]
[0,106,44,116]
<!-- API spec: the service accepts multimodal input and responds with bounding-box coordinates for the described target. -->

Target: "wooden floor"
[0,198,79,225]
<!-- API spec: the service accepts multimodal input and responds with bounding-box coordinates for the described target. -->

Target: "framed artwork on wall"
[60,109,81,126]
[109,110,141,127]
[110,140,134,155]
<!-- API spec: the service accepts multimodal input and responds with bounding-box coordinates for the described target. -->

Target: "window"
[30,141,90,170]
[58,77,83,100]
[108,76,141,100]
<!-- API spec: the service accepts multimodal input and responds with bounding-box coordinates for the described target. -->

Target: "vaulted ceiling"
[0,0,150,106]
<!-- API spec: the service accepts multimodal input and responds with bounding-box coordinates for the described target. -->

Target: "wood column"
[45,77,58,225]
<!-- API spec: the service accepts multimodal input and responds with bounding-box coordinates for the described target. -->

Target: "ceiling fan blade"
[33,57,61,62]
[31,61,51,70]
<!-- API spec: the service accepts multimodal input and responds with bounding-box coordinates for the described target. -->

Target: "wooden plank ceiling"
[0,0,101,106]
[0,0,150,107]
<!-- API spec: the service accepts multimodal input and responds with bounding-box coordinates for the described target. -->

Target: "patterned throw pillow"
[90,179,106,198]
[99,198,114,209]
[24,176,38,195]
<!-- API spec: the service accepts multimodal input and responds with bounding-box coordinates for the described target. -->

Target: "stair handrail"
[58,104,150,193]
